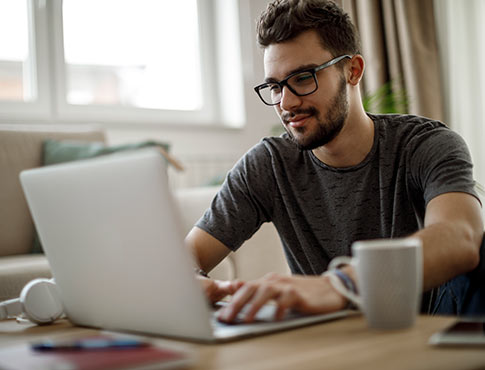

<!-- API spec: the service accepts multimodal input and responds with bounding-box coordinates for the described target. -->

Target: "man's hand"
[216,272,348,323]
[197,275,244,304]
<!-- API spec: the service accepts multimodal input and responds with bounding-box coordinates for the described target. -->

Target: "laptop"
[20,148,350,342]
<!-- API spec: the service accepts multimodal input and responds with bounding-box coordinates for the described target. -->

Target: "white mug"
[330,237,423,330]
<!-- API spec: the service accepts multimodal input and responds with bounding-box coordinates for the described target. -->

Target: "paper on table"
[0,338,194,370]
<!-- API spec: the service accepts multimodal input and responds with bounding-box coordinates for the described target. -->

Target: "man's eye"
[294,73,313,84]
[269,84,281,92]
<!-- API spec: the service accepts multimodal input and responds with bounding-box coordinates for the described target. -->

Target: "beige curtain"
[336,0,444,121]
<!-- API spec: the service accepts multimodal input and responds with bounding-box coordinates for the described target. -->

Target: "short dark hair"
[256,0,361,57]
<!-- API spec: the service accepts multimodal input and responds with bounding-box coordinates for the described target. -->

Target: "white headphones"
[0,278,64,324]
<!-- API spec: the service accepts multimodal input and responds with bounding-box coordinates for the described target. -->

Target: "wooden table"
[1,315,484,370]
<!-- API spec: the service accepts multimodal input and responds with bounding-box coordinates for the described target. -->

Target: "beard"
[282,76,349,151]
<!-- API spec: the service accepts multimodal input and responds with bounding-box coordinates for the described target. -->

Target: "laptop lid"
[20,149,216,340]
[21,148,350,342]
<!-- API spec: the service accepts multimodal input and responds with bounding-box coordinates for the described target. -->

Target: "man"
[186,0,483,323]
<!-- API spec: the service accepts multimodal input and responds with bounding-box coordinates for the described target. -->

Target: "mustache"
[281,107,318,124]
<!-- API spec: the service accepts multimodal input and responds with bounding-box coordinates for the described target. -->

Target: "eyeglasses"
[254,55,351,106]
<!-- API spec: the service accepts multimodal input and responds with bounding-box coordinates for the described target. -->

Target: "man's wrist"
[333,269,357,297]
[322,265,358,310]
[338,264,357,284]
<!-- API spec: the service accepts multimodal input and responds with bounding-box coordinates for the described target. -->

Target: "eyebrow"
[264,63,319,83]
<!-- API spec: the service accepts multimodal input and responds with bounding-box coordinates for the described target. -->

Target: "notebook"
[0,335,194,370]
[20,148,349,342]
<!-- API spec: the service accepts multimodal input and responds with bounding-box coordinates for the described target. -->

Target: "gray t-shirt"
[196,114,477,275]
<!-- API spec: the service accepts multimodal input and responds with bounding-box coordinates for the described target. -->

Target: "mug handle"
[326,256,362,308]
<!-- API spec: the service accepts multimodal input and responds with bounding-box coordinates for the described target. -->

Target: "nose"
[278,86,302,112]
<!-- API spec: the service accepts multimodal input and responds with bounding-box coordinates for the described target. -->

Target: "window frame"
[0,0,221,126]
[0,0,51,121]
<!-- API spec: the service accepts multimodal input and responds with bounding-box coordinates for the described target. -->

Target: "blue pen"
[31,338,149,351]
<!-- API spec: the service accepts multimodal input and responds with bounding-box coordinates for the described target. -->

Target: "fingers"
[225,279,245,294]
[274,286,299,320]
[242,274,296,322]
[217,282,260,322]
[218,274,292,323]
[210,279,245,303]
[243,282,298,322]
[214,279,244,298]
[216,274,346,323]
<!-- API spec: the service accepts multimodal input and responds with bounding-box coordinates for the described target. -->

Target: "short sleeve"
[407,126,477,205]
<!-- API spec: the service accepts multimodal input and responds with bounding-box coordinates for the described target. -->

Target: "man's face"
[263,30,349,150]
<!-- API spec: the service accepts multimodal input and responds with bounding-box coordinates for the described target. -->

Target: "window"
[0,0,34,102]
[0,0,227,125]
[62,0,202,111]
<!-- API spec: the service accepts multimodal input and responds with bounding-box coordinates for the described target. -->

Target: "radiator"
[168,155,238,189]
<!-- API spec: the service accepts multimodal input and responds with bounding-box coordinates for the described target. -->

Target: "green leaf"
[362,81,408,114]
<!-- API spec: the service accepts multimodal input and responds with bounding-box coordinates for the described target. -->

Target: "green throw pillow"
[42,139,170,165]
[31,139,171,254]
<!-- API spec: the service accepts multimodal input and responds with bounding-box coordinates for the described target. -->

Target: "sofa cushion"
[0,125,106,257]
[0,254,51,301]
[42,139,170,166]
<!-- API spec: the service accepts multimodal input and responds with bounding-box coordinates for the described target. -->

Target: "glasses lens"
[287,71,317,96]
[258,83,281,105]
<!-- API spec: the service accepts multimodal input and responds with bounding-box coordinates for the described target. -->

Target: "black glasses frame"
[254,55,352,106]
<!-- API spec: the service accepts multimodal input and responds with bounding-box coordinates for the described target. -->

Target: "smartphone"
[429,319,485,346]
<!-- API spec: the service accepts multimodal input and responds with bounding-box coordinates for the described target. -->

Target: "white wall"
[434,0,485,185]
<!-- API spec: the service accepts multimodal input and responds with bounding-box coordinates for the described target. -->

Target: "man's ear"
[347,55,365,85]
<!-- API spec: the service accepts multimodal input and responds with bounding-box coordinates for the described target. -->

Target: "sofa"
[0,125,290,302]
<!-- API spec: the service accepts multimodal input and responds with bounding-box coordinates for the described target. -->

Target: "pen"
[31,338,149,351]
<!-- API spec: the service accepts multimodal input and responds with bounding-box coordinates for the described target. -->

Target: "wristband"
[322,269,359,310]
[333,269,357,295]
